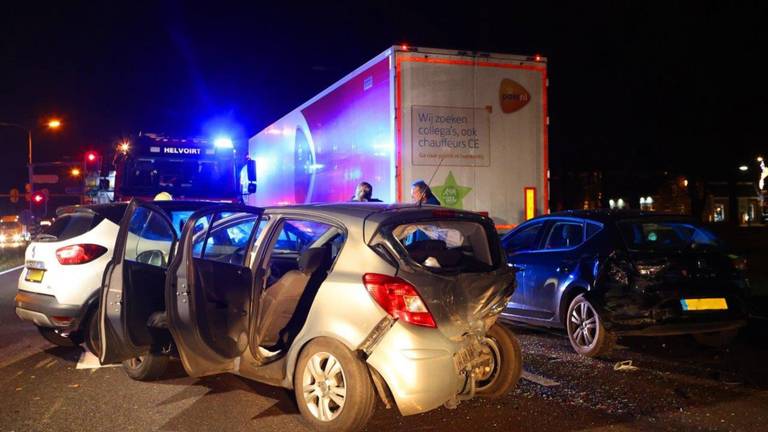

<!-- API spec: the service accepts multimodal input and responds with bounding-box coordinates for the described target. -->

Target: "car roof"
[264,202,492,243]
[527,209,695,224]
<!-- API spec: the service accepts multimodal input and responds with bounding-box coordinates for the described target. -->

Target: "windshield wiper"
[34,234,58,242]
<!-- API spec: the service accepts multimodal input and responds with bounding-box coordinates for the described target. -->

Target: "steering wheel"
[136,250,165,267]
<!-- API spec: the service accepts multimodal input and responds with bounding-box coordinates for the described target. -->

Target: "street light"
[739,165,749,172]
[0,118,63,165]
[70,167,81,177]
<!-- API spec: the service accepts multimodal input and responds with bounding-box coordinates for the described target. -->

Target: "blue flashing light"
[214,136,234,149]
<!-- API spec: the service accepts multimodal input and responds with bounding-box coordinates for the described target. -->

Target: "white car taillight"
[363,273,436,328]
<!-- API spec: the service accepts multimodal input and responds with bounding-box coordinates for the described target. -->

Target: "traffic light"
[85,151,99,163]
[31,191,46,205]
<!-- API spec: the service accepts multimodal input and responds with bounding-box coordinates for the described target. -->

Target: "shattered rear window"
[389,221,496,272]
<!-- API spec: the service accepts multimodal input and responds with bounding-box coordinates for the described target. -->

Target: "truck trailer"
[246,46,548,229]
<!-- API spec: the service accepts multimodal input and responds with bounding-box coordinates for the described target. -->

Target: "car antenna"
[419,156,446,208]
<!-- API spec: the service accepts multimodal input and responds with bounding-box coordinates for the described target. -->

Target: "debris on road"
[613,360,639,372]
[521,370,561,387]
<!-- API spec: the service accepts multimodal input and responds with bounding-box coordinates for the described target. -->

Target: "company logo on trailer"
[499,79,530,113]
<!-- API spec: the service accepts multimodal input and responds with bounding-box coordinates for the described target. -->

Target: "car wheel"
[476,324,522,398]
[294,338,376,432]
[84,309,101,356]
[122,352,169,381]
[36,325,81,347]
[692,329,739,348]
[566,294,615,358]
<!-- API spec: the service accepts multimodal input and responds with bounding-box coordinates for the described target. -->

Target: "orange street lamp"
[70,167,81,177]
[0,117,63,165]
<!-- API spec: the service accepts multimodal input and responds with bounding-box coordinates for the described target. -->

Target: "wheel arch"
[558,283,590,327]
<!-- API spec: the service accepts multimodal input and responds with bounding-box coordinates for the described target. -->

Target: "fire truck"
[111,133,256,202]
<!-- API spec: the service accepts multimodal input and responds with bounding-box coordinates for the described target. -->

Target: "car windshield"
[121,158,237,198]
[618,220,720,251]
[0,221,22,230]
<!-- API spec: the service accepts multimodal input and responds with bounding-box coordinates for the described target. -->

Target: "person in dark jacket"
[411,180,441,205]
[351,181,382,202]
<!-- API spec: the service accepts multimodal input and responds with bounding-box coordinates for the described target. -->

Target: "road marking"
[76,349,118,369]
[522,370,561,387]
[0,265,23,276]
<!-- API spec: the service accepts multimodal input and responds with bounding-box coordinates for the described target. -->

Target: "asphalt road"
[2,268,768,432]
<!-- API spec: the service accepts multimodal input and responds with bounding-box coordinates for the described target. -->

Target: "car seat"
[257,246,330,347]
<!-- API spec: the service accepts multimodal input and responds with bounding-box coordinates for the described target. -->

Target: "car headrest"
[298,247,330,275]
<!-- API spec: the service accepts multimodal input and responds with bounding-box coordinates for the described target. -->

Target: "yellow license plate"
[25,268,45,283]
[680,298,728,311]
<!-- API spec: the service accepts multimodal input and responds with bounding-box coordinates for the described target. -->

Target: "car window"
[43,213,101,242]
[264,218,341,288]
[586,221,603,240]
[124,207,174,268]
[505,222,544,254]
[544,222,584,249]
[618,220,719,251]
[201,215,258,265]
[390,220,496,272]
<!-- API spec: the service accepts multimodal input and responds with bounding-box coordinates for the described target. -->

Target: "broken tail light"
[363,273,436,328]
[55,244,108,265]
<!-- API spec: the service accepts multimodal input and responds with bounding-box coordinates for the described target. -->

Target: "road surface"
[1,267,767,431]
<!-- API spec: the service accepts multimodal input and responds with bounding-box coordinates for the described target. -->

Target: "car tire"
[692,329,739,348]
[36,325,81,347]
[122,352,169,381]
[566,294,615,358]
[476,324,522,398]
[294,338,376,432]
[84,309,101,357]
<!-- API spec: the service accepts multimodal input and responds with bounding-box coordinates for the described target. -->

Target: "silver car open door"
[166,205,264,377]
[99,199,178,364]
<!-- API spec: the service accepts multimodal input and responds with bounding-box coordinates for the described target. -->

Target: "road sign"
[9,188,19,203]
[31,174,59,184]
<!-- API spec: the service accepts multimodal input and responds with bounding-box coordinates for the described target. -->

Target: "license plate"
[680,298,728,311]
[25,268,45,283]
[453,342,481,372]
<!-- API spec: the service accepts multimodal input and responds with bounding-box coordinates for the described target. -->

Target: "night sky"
[1,2,767,199]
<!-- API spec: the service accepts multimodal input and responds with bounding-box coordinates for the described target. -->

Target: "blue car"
[500,210,748,357]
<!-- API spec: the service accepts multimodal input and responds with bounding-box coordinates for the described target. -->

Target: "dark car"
[500,210,748,357]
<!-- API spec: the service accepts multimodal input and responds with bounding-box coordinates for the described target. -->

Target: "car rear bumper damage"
[14,290,82,329]
[365,320,489,416]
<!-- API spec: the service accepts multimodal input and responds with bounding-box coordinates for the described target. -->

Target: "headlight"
[0,234,6,242]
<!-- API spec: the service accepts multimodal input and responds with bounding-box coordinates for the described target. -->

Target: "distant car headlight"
[0,234,6,242]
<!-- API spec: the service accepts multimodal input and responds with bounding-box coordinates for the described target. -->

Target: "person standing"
[351,181,382,202]
[411,180,440,205]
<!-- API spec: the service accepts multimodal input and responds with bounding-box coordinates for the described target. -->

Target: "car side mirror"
[246,159,257,182]
[247,182,257,194]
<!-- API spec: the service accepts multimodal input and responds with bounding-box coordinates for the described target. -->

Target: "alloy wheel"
[302,351,347,422]
[569,301,598,349]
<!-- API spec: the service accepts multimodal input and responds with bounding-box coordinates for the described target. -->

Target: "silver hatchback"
[99,201,522,431]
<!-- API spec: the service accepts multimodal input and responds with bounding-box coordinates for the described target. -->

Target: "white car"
[15,201,208,353]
